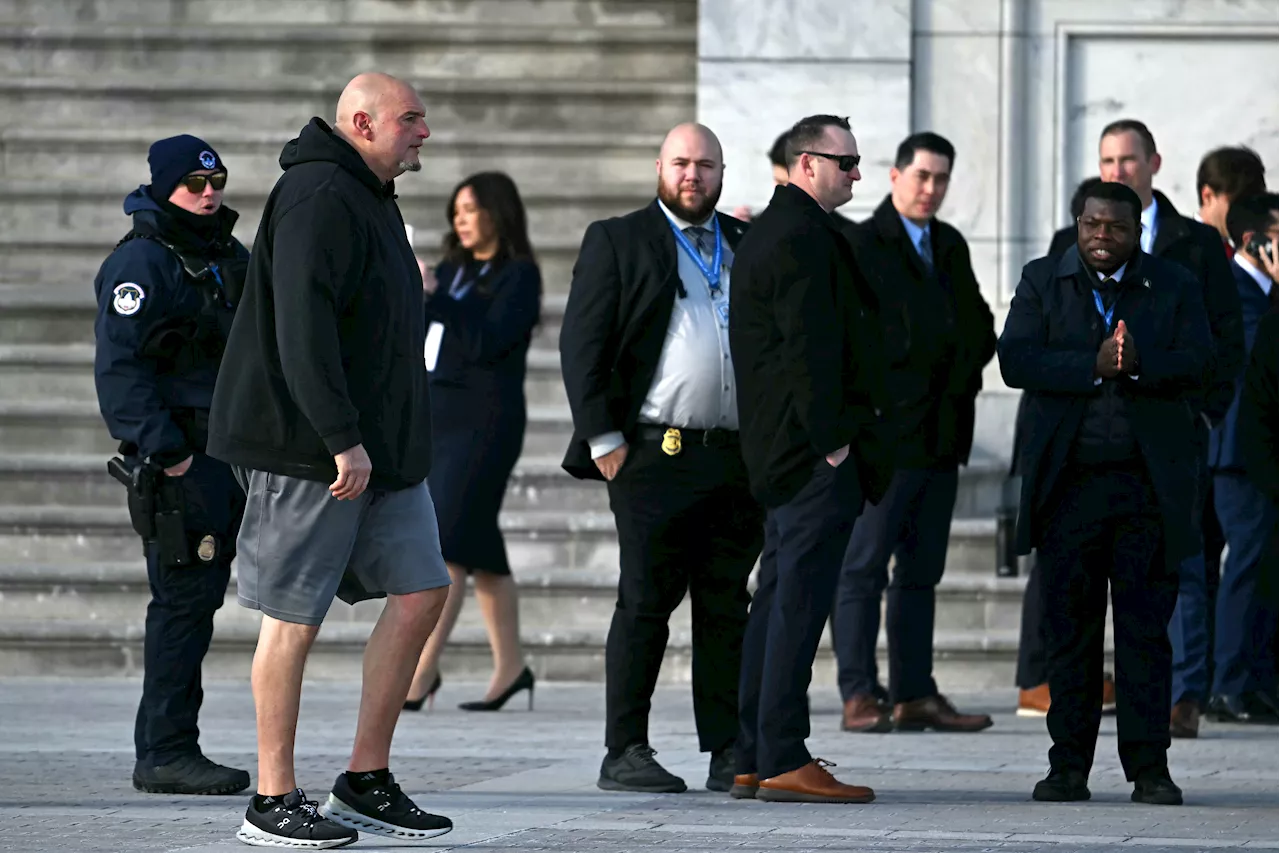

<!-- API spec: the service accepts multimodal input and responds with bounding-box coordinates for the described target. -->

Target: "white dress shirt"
[1140,198,1159,254]
[1235,252,1274,297]
[588,201,738,459]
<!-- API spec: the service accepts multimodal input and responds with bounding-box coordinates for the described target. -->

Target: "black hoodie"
[207,118,432,490]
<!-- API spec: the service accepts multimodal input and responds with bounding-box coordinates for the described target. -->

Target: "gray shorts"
[232,468,452,626]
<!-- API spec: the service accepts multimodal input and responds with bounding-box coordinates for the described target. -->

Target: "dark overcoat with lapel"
[558,200,748,480]
[851,195,996,467]
[729,183,892,508]
[1048,190,1243,422]
[998,249,1212,561]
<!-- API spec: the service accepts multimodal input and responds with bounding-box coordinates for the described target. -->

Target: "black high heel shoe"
[403,673,442,712]
[458,666,535,712]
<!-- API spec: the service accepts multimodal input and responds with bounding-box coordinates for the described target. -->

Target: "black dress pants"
[134,453,243,767]
[833,466,958,704]
[604,436,763,753]
[736,458,863,779]
[1036,465,1178,780]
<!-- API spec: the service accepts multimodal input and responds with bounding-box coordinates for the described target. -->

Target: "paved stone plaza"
[2,678,1275,852]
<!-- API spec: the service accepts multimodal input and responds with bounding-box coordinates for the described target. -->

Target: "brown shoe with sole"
[841,694,893,733]
[894,694,993,732]
[1170,700,1200,739]
[757,759,875,804]
[729,773,758,799]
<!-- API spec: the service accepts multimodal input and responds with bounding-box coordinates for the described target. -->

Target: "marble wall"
[698,0,1280,462]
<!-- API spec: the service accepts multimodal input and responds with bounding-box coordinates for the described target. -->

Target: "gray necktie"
[684,226,713,262]
[917,231,934,272]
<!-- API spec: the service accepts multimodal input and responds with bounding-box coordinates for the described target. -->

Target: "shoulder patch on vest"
[111,282,146,316]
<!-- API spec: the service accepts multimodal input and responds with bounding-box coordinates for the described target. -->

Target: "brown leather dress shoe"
[842,694,893,733]
[1170,700,1200,739]
[1018,675,1117,718]
[757,759,875,804]
[1101,672,1117,715]
[1017,684,1051,717]
[894,694,993,732]
[729,773,758,799]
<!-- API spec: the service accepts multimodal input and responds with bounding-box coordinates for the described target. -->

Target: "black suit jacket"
[1239,306,1280,604]
[729,183,892,508]
[998,250,1212,561]
[559,200,748,480]
[1048,190,1243,422]
[852,196,996,467]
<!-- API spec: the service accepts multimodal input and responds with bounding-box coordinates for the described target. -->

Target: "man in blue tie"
[831,133,997,734]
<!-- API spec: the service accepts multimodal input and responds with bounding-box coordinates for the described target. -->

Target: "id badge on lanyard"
[425,262,491,371]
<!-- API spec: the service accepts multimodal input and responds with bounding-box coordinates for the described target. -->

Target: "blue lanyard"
[448,262,490,301]
[669,215,723,295]
[1092,289,1116,332]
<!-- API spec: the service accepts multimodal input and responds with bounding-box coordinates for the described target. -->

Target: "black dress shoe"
[1132,769,1183,805]
[706,747,733,792]
[133,754,251,795]
[597,744,687,793]
[1032,768,1091,802]
[1207,693,1279,724]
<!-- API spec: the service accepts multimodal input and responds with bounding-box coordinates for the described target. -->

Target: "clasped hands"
[1095,319,1138,380]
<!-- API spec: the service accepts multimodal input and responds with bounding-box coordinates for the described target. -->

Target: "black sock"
[346,768,391,794]
[252,793,284,813]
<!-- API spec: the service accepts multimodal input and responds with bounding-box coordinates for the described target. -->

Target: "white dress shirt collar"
[1140,198,1159,253]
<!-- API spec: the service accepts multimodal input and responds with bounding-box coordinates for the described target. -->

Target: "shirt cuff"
[1093,376,1103,386]
[588,431,626,460]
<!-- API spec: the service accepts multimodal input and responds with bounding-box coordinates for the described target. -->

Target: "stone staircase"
[0,0,1041,690]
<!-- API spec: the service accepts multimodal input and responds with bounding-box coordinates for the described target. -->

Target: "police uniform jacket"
[93,186,247,466]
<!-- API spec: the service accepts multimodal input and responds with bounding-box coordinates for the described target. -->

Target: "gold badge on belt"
[661,428,683,457]
[197,535,217,563]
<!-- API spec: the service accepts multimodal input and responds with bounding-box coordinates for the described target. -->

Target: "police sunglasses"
[800,151,861,171]
[181,171,228,193]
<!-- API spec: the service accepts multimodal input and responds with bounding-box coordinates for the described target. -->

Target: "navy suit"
[1000,249,1210,779]
[1208,261,1279,697]
[425,257,540,575]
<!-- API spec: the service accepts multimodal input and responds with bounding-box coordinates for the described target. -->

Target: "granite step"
[0,399,575,457]
[0,283,566,347]
[0,342,570,407]
[0,504,999,576]
[0,451,1008,520]
[0,127,663,201]
[0,23,696,81]
[0,0,698,27]
[0,616,1039,689]
[0,559,1027,639]
[0,236,586,295]
[0,181,646,259]
[0,75,696,136]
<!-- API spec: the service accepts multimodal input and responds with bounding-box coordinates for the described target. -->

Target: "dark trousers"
[1212,472,1279,696]
[1037,466,1177,780]
[1016,468,1223,693]
[134,453,242,767]
[604,437,763,752]
[737,459,863,780]
[833,467,958,704]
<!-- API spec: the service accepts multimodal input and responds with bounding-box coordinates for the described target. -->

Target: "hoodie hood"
[279,117,393,198]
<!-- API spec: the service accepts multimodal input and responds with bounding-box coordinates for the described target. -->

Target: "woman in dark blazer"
[404,172,542,712]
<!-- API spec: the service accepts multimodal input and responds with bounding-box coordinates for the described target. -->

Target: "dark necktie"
[684,226,713,263]
[1096,277,1120,317]
[917,231,934,273]
[1269,283,1278,310]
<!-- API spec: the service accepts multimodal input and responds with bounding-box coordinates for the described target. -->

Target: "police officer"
[93,135,250,795]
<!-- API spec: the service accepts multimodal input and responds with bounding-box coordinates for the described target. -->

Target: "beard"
[657,177,722,223]
[398,160,422,172]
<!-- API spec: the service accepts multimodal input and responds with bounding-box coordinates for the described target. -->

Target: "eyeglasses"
[800,151,861,171]
[180,172,227,194]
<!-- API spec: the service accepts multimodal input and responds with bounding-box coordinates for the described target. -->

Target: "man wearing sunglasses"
[93,134,250,796]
